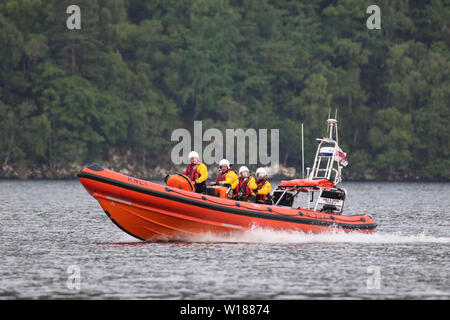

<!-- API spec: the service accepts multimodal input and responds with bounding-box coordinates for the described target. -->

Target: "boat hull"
[77,164,377,241]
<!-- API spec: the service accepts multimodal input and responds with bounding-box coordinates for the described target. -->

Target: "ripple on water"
[0,180,449,299]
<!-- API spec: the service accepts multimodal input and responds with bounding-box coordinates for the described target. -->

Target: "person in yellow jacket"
[210,159,238,190]
[235,166,257,201]
[184,151,208,193]
[254,168,272,203]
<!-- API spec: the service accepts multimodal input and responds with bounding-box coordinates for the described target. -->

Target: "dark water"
[0,180,449,299]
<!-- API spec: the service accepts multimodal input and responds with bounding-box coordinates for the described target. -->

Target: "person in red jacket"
[235,166,257,201]
[254,168,272,203]
[210,159,238,190]
[184,151,208,193]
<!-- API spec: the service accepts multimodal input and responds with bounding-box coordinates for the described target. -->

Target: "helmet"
[219,159,230,168]
[239,166,249,175]
[256,168,267,177]
[188,151,199,161]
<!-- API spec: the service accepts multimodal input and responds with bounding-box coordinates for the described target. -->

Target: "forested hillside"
[0,0,449,180]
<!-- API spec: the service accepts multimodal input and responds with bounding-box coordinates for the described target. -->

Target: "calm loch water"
[0,180,449,299]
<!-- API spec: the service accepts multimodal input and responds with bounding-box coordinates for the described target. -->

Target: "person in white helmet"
[184,151,208,193]
[235,166,257,201]
[254,168,272,203]
[210,159,238,190]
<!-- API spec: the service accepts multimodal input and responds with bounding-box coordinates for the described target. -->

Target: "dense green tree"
[0,0,448,180]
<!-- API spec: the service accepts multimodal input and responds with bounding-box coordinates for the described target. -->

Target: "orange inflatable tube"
[77,164,377,241]
[166,174,195,192]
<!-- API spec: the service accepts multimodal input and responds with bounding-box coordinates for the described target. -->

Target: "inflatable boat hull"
[77,165,377,241]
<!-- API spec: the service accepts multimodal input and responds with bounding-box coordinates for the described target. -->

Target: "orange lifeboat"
[77,164,377,241]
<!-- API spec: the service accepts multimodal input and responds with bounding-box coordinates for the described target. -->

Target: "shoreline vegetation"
[1,1,449,182]
[1,162,447,182]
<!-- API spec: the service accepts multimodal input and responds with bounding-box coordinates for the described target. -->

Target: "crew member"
[210,159,238,191]
[235,166,257,201]
[254,168,272,204]
[184,151,208,193]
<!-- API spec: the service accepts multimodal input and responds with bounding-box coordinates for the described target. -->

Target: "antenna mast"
[301,123,305,179]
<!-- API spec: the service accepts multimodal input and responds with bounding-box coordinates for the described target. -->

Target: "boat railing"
[310,140,341,183]
[307,118,344,185]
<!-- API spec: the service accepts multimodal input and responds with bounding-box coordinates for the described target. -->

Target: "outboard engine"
[316,187,346,214]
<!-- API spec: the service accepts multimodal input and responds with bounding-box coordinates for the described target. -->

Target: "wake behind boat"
[77,118,377,241]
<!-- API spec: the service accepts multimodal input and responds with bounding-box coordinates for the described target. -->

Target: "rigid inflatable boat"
[78,164,376,241]
[77,118,377,241]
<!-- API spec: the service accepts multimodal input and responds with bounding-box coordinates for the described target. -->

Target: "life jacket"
[235,177,253,197]
[185,162,202,182]
[256,177,270,202]
[215,168,233,183]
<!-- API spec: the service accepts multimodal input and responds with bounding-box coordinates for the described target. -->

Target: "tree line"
[0,0,449,180]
